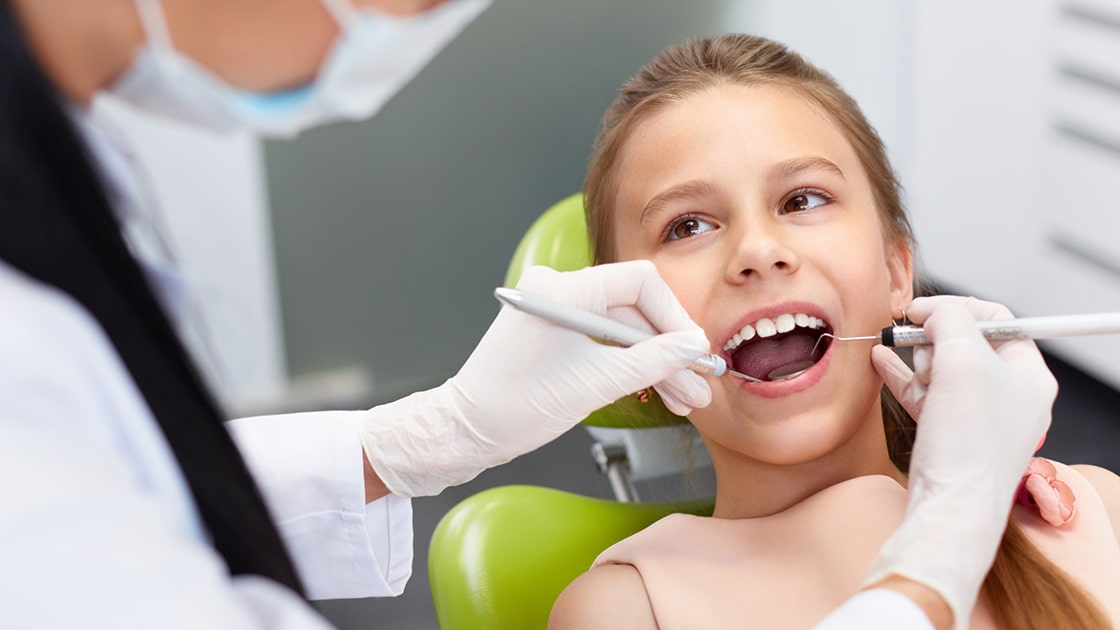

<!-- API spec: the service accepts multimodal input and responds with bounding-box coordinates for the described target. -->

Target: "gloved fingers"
[936,298,1054,401]
[908,295,1049,373]
[653,370,712,416]
[513,265,571,299]
[584,260,701,333]
[909,298,991,350]
[512,265,657,335]
[909,301,1005,389]
[905,295,1012,324]
[514,262,701,335]
[604,304,658,336]
[598,328,710,398]
[912,345,932,385]
[514,265,603,308]
[871,345,926,419]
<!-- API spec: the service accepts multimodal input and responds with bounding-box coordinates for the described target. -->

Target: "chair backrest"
[428,485,713,629]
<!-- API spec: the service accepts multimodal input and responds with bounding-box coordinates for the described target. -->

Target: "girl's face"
[611,84,912,472]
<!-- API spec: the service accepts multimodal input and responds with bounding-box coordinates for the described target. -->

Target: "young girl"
[549,34,1120,629]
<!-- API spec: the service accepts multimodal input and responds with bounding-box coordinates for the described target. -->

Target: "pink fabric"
[1017,457,1077,526]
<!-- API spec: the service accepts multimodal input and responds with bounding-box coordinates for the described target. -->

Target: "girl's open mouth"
[722,312,833,382]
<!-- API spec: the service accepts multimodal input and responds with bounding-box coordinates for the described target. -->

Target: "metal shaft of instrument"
[823,312,1120,348]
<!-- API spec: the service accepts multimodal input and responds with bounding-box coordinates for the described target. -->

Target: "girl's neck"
[708,410,905,519]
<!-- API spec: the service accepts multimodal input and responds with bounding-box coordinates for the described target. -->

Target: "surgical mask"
[108,0,489,139]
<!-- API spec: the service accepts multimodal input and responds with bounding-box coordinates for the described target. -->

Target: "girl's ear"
[887,239,914,314]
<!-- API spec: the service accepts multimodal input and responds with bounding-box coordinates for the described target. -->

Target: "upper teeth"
[723,313,827,351]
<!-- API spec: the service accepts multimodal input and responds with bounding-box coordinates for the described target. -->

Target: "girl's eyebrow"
[768,156,845,184]
[638,157,843,224]
[640,179,714,224]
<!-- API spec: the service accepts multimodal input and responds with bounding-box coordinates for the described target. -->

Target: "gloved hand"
[360,261,712,497]
[863,296,1056,630]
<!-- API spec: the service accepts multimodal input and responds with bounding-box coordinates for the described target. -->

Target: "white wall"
[723,0,914,179]
[907,0,1120,387]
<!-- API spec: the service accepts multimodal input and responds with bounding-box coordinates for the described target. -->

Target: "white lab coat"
[0,258,412,628]
[0,101,413,626]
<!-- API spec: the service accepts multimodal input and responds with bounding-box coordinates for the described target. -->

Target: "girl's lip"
[727,326,835,398]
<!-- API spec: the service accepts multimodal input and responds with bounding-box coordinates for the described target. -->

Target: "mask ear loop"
[133,0,175,49]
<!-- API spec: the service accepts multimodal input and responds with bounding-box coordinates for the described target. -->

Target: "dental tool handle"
[882,312,1120,347]
[493,287,727,377]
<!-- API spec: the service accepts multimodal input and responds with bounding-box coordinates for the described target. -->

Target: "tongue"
[731,333,819,381]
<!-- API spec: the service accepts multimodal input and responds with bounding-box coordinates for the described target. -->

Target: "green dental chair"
[427,194,715,629]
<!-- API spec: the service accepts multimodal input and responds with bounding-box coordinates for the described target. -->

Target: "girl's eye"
[666,215,717,241]
[781,190,831,214]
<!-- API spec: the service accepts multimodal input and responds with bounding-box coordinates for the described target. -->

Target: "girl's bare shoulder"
[549,562,657,630]
[1067,462,1120,543]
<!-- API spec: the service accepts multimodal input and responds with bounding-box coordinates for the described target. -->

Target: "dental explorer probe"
[493,287,762,381]
[824,312,1120,347]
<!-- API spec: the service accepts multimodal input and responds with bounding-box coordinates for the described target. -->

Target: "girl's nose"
[724,219,800,285]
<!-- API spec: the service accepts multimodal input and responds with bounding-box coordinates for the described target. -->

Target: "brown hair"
[584,33,1108,629]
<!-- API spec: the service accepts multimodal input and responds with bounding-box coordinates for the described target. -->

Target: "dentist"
[0,1,1049,629]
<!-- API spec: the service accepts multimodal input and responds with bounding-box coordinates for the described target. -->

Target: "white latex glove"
[863,296,1056,630]
[360,261,712,497]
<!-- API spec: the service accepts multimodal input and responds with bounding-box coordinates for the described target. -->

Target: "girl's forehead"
[615,84,863,193]
[636,84,847,152]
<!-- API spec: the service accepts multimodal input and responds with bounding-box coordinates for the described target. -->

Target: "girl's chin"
[701,391,887,466]
[699,410,859,464]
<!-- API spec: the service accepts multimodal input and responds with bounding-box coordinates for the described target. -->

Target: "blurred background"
[91,0,1120,627]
